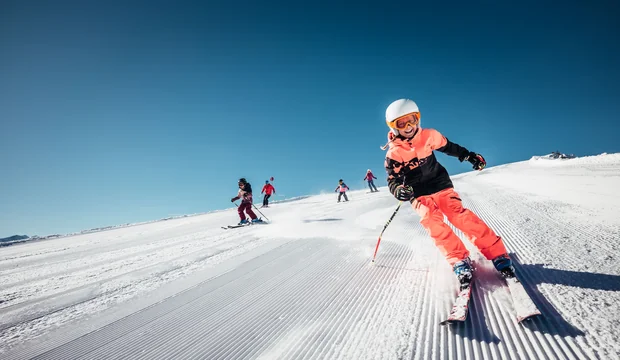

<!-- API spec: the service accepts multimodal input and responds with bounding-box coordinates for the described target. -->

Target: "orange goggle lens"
[388,112,420,130]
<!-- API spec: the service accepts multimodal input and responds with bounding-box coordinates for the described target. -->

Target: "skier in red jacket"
[261,180,276,208]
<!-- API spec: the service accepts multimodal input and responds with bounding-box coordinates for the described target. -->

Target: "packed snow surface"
[1,153,619,359]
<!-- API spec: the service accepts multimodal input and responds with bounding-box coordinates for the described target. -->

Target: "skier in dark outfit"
[231,178,262,225]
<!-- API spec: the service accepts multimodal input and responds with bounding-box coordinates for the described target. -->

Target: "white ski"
[440,283,473,325]
[505,277,541,323]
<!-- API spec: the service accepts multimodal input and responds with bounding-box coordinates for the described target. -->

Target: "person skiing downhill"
[364,169,379,192]
[335,179,349,202]
[231,178,262,225]
[261,180,276,208]
[382,98,515,289]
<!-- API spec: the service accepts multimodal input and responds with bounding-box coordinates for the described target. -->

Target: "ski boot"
[251,218,264,224]
[238,219,249,226]
[492,254,516,279]
[453,257,473,289]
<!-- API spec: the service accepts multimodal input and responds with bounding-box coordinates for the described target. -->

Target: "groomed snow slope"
[1,153,619,360]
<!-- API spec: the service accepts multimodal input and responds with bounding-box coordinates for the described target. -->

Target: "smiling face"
[398,122,418,138]
[389,112,420,139]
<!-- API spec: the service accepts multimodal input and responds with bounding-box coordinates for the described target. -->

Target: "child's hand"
[394,185,414,201]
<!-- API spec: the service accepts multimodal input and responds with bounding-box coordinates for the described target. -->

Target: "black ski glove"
[394,185,414,201]
[459,151,487,171]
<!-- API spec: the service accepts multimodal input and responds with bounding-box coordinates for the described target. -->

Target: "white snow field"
[1,153,619,360]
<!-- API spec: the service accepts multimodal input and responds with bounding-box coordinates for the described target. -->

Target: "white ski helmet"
[385,99,420,135]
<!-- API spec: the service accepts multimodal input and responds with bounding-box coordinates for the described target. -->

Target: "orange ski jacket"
[384,128,470,198]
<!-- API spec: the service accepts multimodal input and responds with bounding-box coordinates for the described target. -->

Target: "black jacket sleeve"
[387,176,400,197]
[384,158,401,197]
[436,138,470,160]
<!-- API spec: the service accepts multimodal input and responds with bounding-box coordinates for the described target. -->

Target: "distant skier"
[363,169,379,192]
[231,178,262,225]
[261,180,276,208]
[382,98,515,289]
[335,179,349,202]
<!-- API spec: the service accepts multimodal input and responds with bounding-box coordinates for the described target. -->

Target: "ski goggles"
[387,112,421,130]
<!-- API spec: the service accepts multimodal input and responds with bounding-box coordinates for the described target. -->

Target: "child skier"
[334,179,349,202]
[261,180,276,208]
[363,169,379,192]
[231,178,262,225]
[382,98,515,289]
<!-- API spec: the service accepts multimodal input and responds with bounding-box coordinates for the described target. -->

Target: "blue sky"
[1,0,619,236]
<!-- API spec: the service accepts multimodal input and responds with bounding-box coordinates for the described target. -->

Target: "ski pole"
[251,203,270,222]
[371,201,402,263]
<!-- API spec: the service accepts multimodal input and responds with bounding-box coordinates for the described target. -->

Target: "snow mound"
[530,150,576,161]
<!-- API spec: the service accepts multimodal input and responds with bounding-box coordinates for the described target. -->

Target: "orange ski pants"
[412,188,508,266]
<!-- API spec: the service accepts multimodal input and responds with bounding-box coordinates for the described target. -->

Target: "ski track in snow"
[1,153,620,359]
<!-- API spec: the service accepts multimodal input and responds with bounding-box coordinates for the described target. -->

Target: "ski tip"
[440,319,464,326]
[517,312,542,323]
